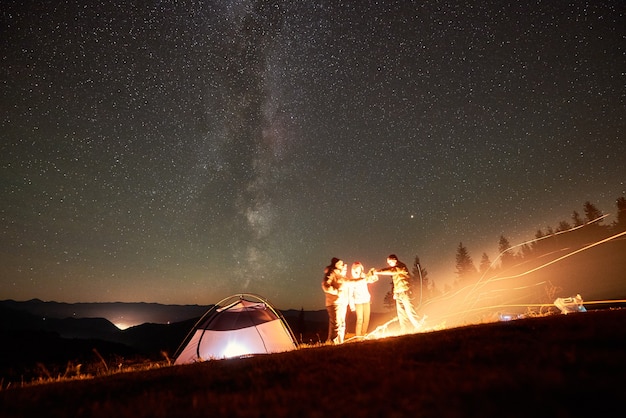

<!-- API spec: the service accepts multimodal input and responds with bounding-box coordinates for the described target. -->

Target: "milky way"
[1,1,624,310]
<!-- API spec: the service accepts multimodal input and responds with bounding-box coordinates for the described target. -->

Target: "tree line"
[383,197,626,310]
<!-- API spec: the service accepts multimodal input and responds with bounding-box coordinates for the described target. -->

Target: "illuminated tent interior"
[174,294,298,364]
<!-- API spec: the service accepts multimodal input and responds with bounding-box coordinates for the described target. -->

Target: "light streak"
[415,219,626,330]
[465,228,626,303]
[498,228,622,280]
[459,214,621,306]
[471,214,611,293]
[426,299,626,323]
[578,299,626,306]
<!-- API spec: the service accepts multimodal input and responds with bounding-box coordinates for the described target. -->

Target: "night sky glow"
[2,1,624,311]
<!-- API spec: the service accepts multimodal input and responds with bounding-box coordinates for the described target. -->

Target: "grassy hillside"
[1,308,625,417]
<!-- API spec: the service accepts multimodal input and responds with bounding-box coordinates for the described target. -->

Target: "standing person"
[375,254,422,333]
[347,262,378,337]
[322,258,348,344]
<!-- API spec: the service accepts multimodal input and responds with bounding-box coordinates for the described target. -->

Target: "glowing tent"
[174,293,298,364]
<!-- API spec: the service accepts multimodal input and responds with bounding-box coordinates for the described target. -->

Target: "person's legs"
[396,297,410,332]
[397,293,421,330]
[354,303,364,336]
[335,303,348,343]
[326,304,338,342]
[362,302,371,335]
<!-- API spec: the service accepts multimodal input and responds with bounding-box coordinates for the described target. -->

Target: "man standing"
[322,258,349,344]
[375,254,423,333]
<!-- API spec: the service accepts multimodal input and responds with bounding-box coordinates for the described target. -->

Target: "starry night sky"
[2,1,624,311]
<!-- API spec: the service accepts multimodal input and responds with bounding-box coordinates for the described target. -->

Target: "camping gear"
[174,293,298,364]
[554,294,587,314]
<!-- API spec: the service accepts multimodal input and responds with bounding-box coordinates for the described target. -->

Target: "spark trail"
[415,216,626,330]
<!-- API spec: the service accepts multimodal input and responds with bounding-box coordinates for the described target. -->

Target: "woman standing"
[348,262,378,337]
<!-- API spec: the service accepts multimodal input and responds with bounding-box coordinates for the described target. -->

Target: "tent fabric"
[174,294,298,364]
[205,300,278,331]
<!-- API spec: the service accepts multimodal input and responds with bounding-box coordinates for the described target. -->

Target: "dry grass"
[1,309,625,417]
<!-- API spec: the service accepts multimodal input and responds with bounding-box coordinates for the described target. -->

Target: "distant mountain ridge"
[0,299,211,328]
[0,299,338,383]
[0,304,193,383]
[0,299,382,349]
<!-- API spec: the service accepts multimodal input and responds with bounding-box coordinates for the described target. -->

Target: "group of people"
[322,254,423,344]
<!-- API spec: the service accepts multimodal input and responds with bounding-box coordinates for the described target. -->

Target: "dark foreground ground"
[1,308,625,417]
